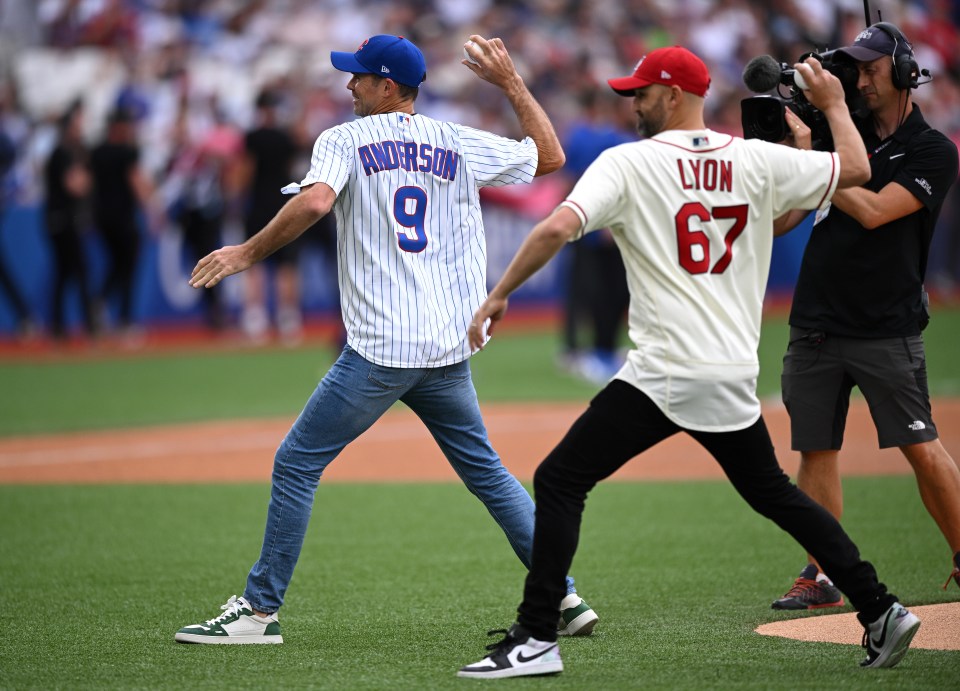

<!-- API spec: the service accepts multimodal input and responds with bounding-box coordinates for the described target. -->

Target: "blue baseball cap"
[331,35,427,88]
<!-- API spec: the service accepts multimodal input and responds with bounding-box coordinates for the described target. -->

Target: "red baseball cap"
[608,46,711,97]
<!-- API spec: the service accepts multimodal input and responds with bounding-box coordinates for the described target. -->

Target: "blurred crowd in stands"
[0,0,958,350]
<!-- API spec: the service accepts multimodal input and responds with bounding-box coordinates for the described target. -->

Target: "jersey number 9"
[394,186,429,253]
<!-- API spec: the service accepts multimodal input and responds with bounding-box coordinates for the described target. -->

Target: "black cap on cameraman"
[834,24,904,62]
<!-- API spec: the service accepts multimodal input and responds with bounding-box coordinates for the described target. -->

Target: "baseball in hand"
[463,40,480,65]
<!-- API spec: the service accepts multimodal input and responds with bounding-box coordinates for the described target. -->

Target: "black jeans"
[47,214,96,338]
[517,380,896,641]
[97,216,141,328]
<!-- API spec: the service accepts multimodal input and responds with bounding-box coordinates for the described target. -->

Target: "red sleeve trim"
[562,199,588,222]
[815,153,838,209]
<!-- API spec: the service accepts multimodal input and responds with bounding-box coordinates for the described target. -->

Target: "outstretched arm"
[190,182,336,288]
[462,35,564,176]
[468,206,581,350]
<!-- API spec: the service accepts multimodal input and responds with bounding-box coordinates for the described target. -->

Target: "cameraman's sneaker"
[772,564,844,610]
[458,624,562,679]
[557,593,598,636]
[174,595,282,644]
[859,602,920,668]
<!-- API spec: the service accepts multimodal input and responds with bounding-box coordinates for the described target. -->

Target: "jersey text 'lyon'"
[677,158,732,192]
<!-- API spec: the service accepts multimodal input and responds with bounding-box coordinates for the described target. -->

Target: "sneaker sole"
[771,597,844,611]
[558,610,599,637]
[457,661,563,679]
[174,632,283,645]
[862,615,920,669]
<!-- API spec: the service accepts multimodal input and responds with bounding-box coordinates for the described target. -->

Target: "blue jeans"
[244,345,575,613]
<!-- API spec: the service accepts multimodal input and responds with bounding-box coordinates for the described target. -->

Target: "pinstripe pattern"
[295,113,537,367]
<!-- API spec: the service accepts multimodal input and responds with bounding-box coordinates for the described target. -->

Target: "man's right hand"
[794,57,869,188]
[462,34,565,176]
[468,295,509,352]
[794,57,846,115]
[461,35,523,92]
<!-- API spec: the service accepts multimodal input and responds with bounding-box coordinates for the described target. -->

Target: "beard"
[635,99,667,138]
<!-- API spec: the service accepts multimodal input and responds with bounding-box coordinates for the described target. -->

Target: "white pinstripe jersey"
[561,129,839,431]
[292,112,537,367]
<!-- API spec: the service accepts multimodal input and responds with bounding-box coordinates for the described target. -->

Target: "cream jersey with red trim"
[561,129,839,431]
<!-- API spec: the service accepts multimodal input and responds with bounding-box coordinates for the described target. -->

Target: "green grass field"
[1,479,957,689]
[0,478,960,690]
[1,308,958,437]
[1,309,958,688]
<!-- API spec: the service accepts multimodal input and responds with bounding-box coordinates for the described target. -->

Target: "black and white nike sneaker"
[458,624,563,679]
[859,602,920,668]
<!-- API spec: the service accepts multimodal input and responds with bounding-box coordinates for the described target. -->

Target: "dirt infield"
[757,603,960,651]
[1,397,957,651]
[2,399,959,484]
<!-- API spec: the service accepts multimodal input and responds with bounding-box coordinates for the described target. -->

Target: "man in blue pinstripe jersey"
[175,34,597,645]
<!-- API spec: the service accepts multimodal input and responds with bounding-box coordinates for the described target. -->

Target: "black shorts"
[781,328,938,450]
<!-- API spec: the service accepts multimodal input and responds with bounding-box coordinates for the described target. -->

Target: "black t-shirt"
[44,143,84,214]
[244,126,296,216]
[790,105,959,337]
[0,130,14,177]
[90,141,139,224]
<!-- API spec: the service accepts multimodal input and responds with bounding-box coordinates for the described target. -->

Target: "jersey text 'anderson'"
[358,140,459,181]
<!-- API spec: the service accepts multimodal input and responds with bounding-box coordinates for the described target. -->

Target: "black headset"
[871,22,920,90]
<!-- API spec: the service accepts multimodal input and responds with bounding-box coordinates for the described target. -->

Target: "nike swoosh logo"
[516,645,558,664]
[889,153,905,159]
[870,610,895,648]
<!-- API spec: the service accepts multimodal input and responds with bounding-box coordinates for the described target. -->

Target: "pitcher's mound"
[756,602,960,650]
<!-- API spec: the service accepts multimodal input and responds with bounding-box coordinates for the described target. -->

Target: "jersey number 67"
[676,202,748,275]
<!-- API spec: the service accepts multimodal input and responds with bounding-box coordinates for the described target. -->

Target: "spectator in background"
[44,0,87,49]
[169,100,241,332]
[80,0,138,50]
[0,117,36,339]
[557,89,632,384]
[90,106,153,343]
[44,100,96,342]
[928,125,960,300]
[237,90,304,345]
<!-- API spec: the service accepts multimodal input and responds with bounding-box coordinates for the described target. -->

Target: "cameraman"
[771,23,960,610]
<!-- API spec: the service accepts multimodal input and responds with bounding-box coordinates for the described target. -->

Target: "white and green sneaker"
[175,595,283,645]
[557,594,598,636]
